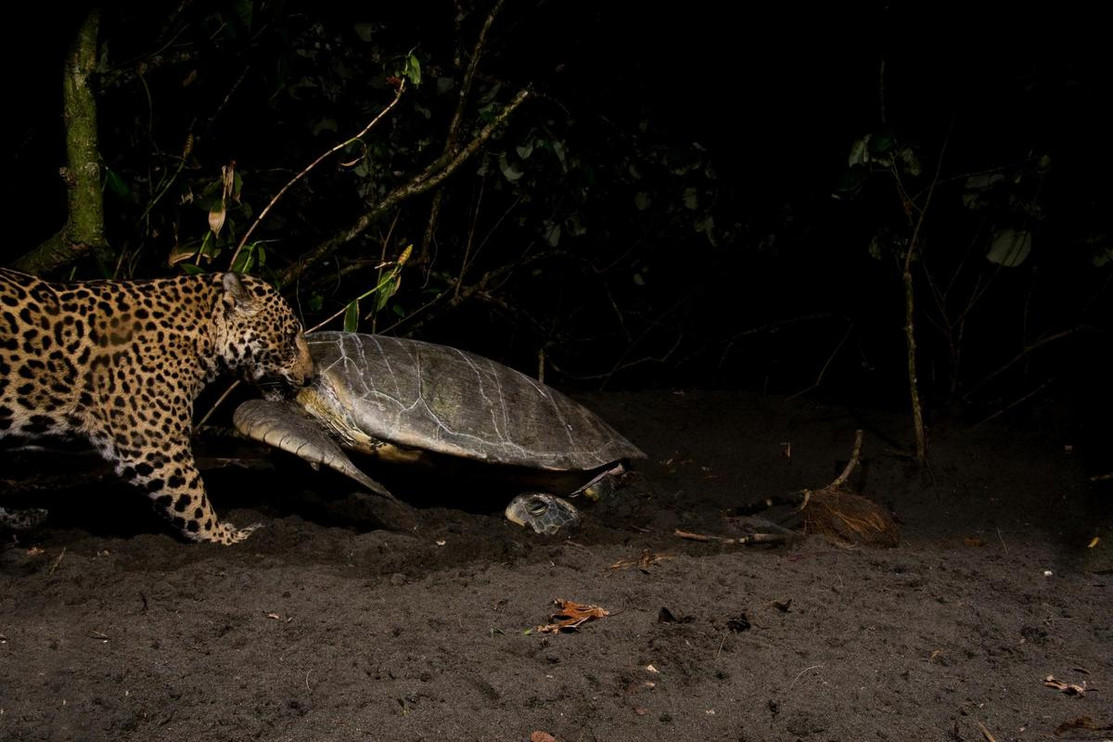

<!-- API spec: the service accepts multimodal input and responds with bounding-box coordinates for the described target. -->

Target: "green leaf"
[230,244,257,274]
[543,222,561,247]
[567,213,587,237]
[179,263,204,275]
[344,298,360,332]
[847,137,871,167]
[312,118,340,136]
[498,153,524,182]
[238,255,255,273]
[232,0,253,33]
[353,23,376,42]
[695,215,717,247]
[868,134,895,156]
[897,147,921,176]
[867,235,885,260]
[551,140,568,172]
[986,228,1032,267]
[1091,247,1113,267]
[104,168,134,202]
[634,192,651,210]
[374,276,398,312]
[402,52,422,87]
[833,165,869,195]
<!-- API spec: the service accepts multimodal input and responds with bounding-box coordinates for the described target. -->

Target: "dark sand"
[2,390,1110,741]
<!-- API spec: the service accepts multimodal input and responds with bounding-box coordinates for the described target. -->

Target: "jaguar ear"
[221,272,255,312]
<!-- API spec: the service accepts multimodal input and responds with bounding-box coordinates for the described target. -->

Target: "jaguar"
[0,267,313,544]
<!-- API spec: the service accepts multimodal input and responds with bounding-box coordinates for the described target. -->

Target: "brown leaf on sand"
[535,599,609,634]
[1044,675,1087,696]
[530,732,559,742]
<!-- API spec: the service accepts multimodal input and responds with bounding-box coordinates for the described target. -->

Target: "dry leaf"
[530,732,558,742]
[208,202,226,237]
[535,599,609,634]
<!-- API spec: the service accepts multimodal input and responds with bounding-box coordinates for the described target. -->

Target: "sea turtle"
[233,332,645,534]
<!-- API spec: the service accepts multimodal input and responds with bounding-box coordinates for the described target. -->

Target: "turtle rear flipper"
[233,400,397,502]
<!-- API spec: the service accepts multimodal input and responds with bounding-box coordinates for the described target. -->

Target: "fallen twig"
[674,529,788,546]
[46,547,66,577]
[609,549,676,570]
[1044,675,1087,696]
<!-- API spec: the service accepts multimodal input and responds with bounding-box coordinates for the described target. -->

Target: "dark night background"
[4,1,1111,464]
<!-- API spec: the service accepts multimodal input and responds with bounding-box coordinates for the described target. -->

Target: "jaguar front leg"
[116,441,259,545]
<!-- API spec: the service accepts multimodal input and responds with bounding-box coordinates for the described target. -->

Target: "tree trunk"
[13,9,105,275]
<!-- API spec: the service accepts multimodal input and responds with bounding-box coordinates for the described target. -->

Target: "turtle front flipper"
[233,400,398,502]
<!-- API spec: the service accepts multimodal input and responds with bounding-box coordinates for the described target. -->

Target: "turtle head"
[505,493,580,535]
[214,272,315,399]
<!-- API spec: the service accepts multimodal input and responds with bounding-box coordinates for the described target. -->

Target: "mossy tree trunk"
[13,9,106,275]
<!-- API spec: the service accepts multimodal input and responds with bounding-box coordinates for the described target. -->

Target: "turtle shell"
[303,332,644,471]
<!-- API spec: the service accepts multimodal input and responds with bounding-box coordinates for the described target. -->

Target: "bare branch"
[901,136,948,465]
[278,87,532,288]
[228,81,408,271]
[962,326,1094,402]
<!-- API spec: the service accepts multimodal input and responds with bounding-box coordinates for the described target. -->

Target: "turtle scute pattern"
[308,332,645,469]
[0,268,313,544]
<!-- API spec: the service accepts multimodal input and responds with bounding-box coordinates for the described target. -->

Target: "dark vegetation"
[3,1,1110,466]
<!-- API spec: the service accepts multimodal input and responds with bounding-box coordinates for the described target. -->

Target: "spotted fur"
[0,268,313,544]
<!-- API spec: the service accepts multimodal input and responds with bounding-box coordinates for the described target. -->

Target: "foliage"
[56,1,731,382]
[11,1,1110,404]
[836,128,1104,411]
